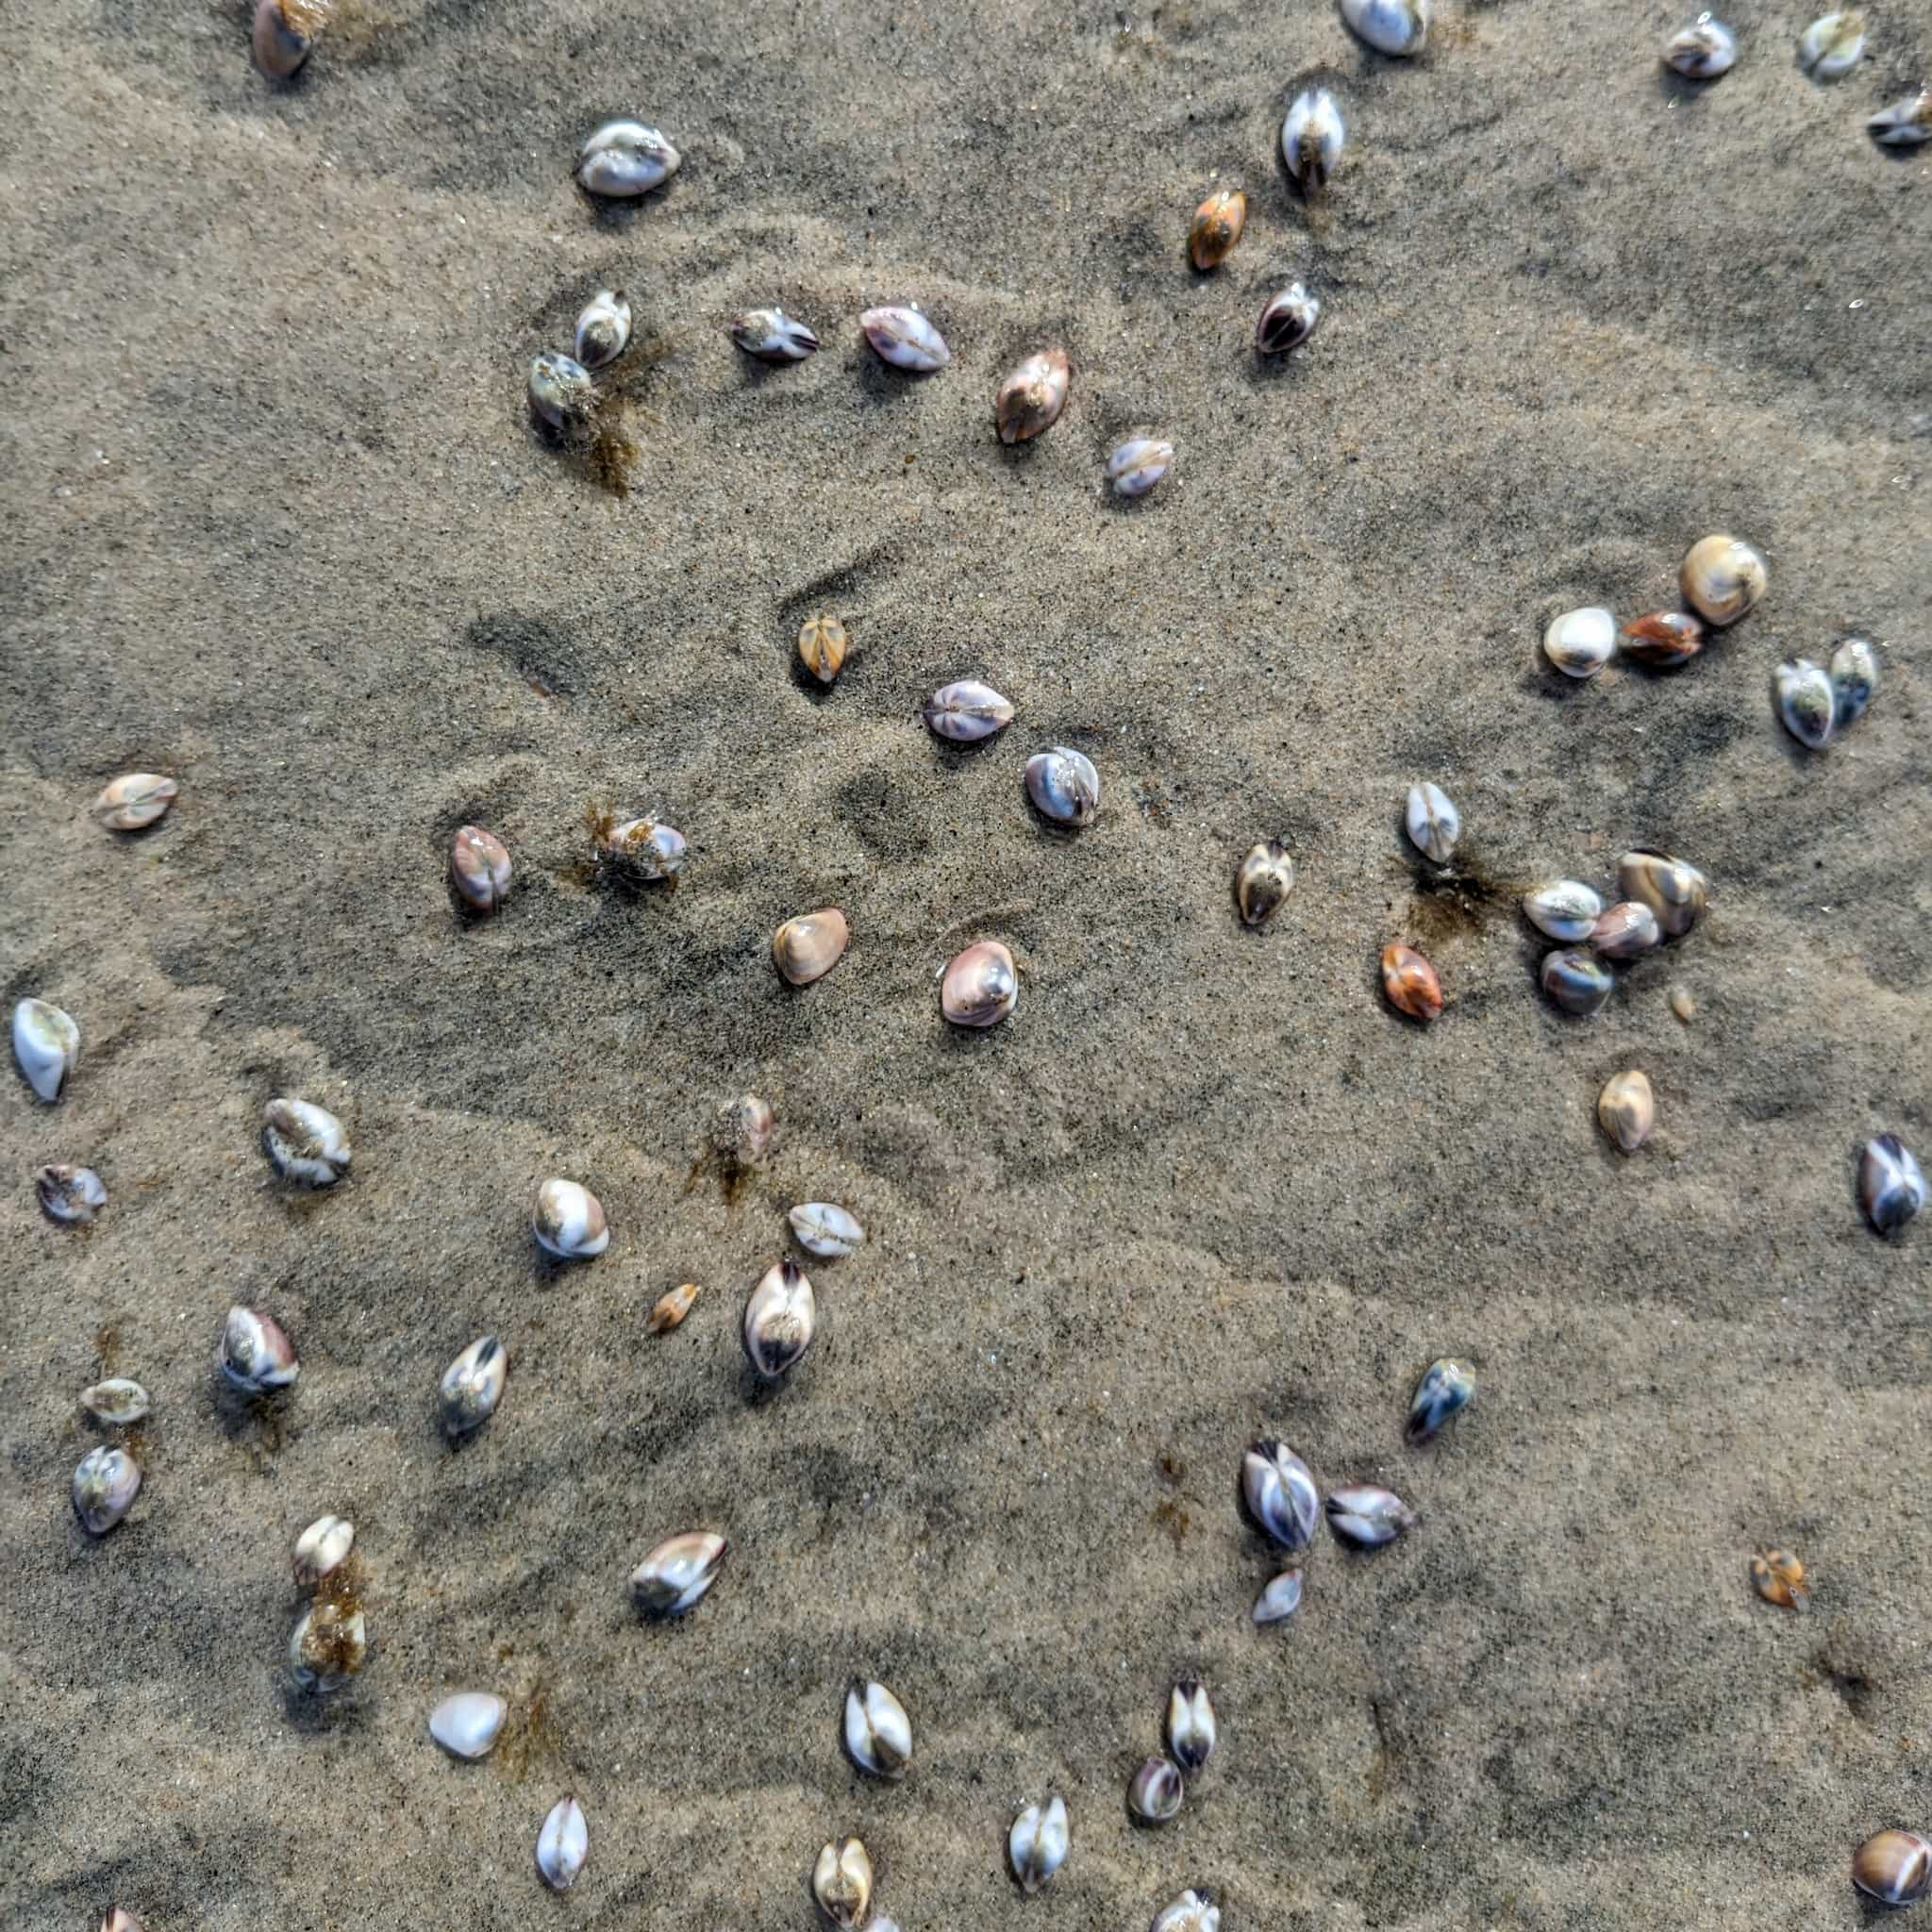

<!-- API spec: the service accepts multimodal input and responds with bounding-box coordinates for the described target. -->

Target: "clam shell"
[1869,90,1932,146]
[774,909,850,987]
[1830,637,1877,730]
[451,824,511,911]
[941,941,1018,1028]
[860,305,950,372]
[293,1513,354,1585]
[38,1164,107,1225]
[536,1795,589,1891]
[1590,901,1661,960]
[813,1837,873,1929]
[439,1334,508,1439]
[1406,1358,1474,1442]
[995,349,1070,445]
[218,1305,299,1393]
[1235,841,1295,926]
[252,0,325,77]
[80,1376,149,1424]
[742,1258,816,1379]
[1679,532,1766,625]
[1152,1891,1222,1932]
[713,1093,776,1168]
[798,612,849,683]
[1775,658,1836,749]
[1281,88,1343,191]
[630,1529,728,1615]
[1126,1756,1183,1824]
[528,352,593,431]
[1107,437,1174,498]
[1165,1678,1216,1773]
[92,773,178,831]
[1523,880,1603,943]
[262,1097,351,1186]
[1255,282,1321,354]
[1341,0,1428,55]
[1241,1439,1320,1551]
[1798,8,1864,79]
[1380,942,1443,1022]
[1543,607,1616,679]
[1541,948,1612,1016]
[1404,781,1460,863]
[646,1282,701,1332]
[1325,1484,1418,1548]
[1618,850,1707,938]
[13,998,79,1103]
[789,1201,865,1257]
[1598,1070,1656,1153]
[730,308,821,361]
[1188,188,1246,271]
[428,1690,507,1759]
[1025,745,1100,825]
[1008,1795,1069,1893]
[533,1178,608,1259]
[1853,1830,1932,1907]
[1859,1134,1924,1237]
[575,120,680,197]
[1749,1548,1808,1610]
[574,288,632,370]
[843,1678,913,1779]
[923,679,1014,741]
[289,1601,366,1692]
[1252,1568,1305,1624]
[1618,611,1705,670]
[102,1908,147,1932]
[601,815,686,880]
[73,1445,141,1535]
[1663,12,1737,76]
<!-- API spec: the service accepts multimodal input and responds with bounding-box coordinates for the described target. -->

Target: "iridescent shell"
[1106,438,1174,498]
[1407,1358,1474,1442]
[1590,902,1661,960]
[630,1529,728,1615]
[1523,880,1602,942]
[773,909,849,987]
[941,941,1018,1028]
[1325,1484,1418,1547]
[1126,1756,1183,1824]
[742,1259,816,1379]
[1252,1569,1305,1624]
[1241,1439,1319,1551]
[439,1334,508,1439]
[1341,0,1428,55]
[574,289,632,371]
[1618,611,1705,670]
[1860,1134,1924,1236]
[1830,637,1877,730]
[1853,1830,1931,1907]
[1618,850,1707,937]
[842,1678,912,1779]
[1541,947,1613,1016]
[1235,841,1295,926]
[1025,746,1100,826]
[1774,658,1836,749]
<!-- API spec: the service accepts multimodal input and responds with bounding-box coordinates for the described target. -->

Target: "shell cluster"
[288,1512,364,1694]
[1775,638,1877,750]
[1122,1674,1217,1825]
[1241,1431,1422,1622]
[1525,850,1707,1019]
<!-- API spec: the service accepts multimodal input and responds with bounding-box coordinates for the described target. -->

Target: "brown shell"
[798,613,848,683]
[647,1283,701,1333]
[1749,1549,1808,1610]
[1189,188,1247,271]
[994,351,1070,445]
[1618,610,1705,669]
[1380,943,1442,1022]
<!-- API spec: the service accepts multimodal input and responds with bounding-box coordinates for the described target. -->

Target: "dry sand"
[4,0,1930,1924]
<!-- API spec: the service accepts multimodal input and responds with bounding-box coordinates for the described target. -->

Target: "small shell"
[1749,1548,1809,1610]
[813,1837,873,1930]
[1165,1678,1216,1774]
[1008,1795,1069,1893]
[1255,282,1322,355]
[293,1513,354,1585]
[537,1795,589,1891]
[263,1097,351,1187]
[597,814,687,881]
[102,1909,147,1932]
[1797,9,1863,78]
[1152,1890,1222,1932]
[1590,901,1661,960]
[218,1305,299,1393]
[1860,1134,1924,1237]
[713,1093,776,1168]
[1774,658,1836,749]
[533,1178,609,1259]
[790,1202,865,1258]
[1852,1830,1932,1907]
[1281,88,1344,191]
[1830,637,1877,730]
[860,306,951,372]
[630,1529,728,1615]
[574,288,632,370]
[1126,1757,1183,1825]
[1618,611,1705,670]
[1522,880,1603,943]
[73,1445,141,1535]
[1679,533,1766,625]
[1107,438,1174,498]
[843,1678,913,1779]
[1542,607,1617,680]
[289,1601,366,1692]
[1598,1070,1656,1153]
[13,998,79,1103]
[730,308,821,361]
[1341,0,1428,55]
[92,773,178,831]
[1404,781,1460,863]
[1325,1484,1418,1548]
[798,612,850,684]
[1235,841,1295,926]
[80,1377,150,1425]
[1541,947,1613,1016]
[440,1335,508,1439]
[1025,745,1100,826]
[1407,1358,1474,1443]
[451,825,511,912]
[924,679,1015,741]
[252,0,327,77]
[38,1164,107,1225]
[774,909,850,987]
[647,1282,701,1333]
[1189,188,1246,271]
[575,120,680,197]
[941,941,1019,1028]
[1252,1569,1305,1624]
[429,1690,507,1759]
[1868,90,1932,146]
[1619,849,1707,938]
[1241,1439,1320,1551]
[995,350,1071,445]
[528,352,594,432]
[742,1258,816,1379]
[1663,12,1737,77]
[1380,942,1443,1023]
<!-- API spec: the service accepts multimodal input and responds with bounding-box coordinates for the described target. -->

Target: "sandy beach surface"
[4,0,1929,1924]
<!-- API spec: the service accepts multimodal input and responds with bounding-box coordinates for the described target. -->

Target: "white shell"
[1543,606,1617,679]
[533,1178,609,1258]
[731,308,821,361]
[80,1377,149,1424]
[1869,91,1932,146]
[1253,1568,1305,1624]
[38,1164,107,1225]
[1831,637,1877,730]
[293,1513,354,1585]
[574,289,632,370]
[790,1202,865,1257]
[1166,1679,1216,1772]
[575,119,680,196]
[92,773,178,830]
[1798,9,1864,78]
[440,1335,508,1438]
[1522,880,1603,942]
[1775,658,1836,749]
[843,1678,913,1778]
[1663,12,1737,77]
[73,1445,141,1535]
[630,1529,728,1615]
[1025,745,1101,826]
[262,1097,351,1186]
[1341,0,1428,55]
[13,998,78,1103]
[1008,1795,1069,1892]
[536,1795,589,1891]
[1405,782,1460,864]
[429,1690,508,1759]
[1106,438,1174,498]
[1281,88,1344,190]
[923,679,1014,741]
[859,306,951,372]
[1152,1891,1223,1932]
[742,1258,816,1379]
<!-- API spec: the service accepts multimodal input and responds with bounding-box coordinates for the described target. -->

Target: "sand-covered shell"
[813,1837,873,1929]
[731,308,821,361]
[1869,90,1932,146]
[1407,1358,1474,1443]
[1541,948,1613,1016]
[1619,850,1707,938]
[528,352,594,432]
[1830,637,1877,730]
[860,306,950,372]
[533,1178,608,1259]
[81,1377,149,1424]
[1166,1679,1216,1773]
[1598,1070,1656,1153]
[263,1097,351,1186]
[289,1601,367,1692]
[742,1258,816,1379]
[712,1093,776,1169]
[451,825,511,912]
[595,813,687,881]
[1852,1830,1932,1907]
[1860,1134,1924,1237]
[1618,611,1705,670]
[1798,8,1864,78]
[798,612,849,683]
[1189,188,1246,270]
[995,350,1070,445]
[1026,745,1100,826]
[1127,1756,1183,1824]
[1680,533,1766,625]
[574,289,632,370]
[13,998,78,1103]
[1326,1484,1418,1547]
[1235,841,1295,926]
[1775,658,1836,749]
[924,679,1014,741]
[1107,438,1174,498]
[537,1795,589,1891]
[1590,901,1661,960]
[1242,1439,1320,1551]
[1523,880,1602,943]
[1341,0,1428,55]
[1252,1569,1305,1624]
[1543,607,1616,679]
[440,1335,508,1439]
[1255,282,1321,355]
[73,1445,141,1535]
[429,1690,507,1759]
[1405,782,1460,863]
[630,1529,728,1615]
[575,120,680,196]
[38,1164,107,1225]
[1281,88,1343,191]
[1381,942,1443,1022]
[92,773,178,831]
[252,0,328,78]
[790,1201,865,1257]
[293,1513,354,1585]
[1663,12,1737,76]
[774,909,850,987]
[941,941,1018,1028]
[843,1678,913,1779]
[1009,1796,1069,1893]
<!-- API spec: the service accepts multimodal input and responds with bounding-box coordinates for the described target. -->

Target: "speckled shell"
[1775,658,1836,749]
[1188,188,1246,270]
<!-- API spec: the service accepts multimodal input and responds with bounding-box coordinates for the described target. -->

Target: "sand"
[4,0,1929,1924]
